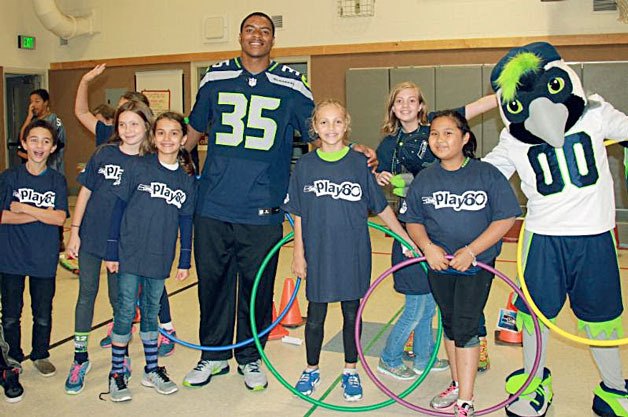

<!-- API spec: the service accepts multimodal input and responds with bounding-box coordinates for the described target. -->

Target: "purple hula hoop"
[356,256,542,416]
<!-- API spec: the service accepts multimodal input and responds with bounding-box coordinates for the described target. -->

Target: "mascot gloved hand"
[483,42,628,417]
[390,173,414,197]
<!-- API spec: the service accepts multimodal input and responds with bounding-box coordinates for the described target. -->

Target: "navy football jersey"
[78,144,137,258]
[0,165,68,277]
[112,154,196,279]
[189,58,314,225]
[376,108,465,176]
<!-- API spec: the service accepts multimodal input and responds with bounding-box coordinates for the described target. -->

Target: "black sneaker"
[2,368,24,403]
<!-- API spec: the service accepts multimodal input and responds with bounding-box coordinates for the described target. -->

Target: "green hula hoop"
[250,222,443,412]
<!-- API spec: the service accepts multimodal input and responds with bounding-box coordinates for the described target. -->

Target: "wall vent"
[593,0,618,12]
[271,15,283,30]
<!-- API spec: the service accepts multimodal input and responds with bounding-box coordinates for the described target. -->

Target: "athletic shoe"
[108,373,132,402]
[592,380,628,417]
[414,359,450,374]
[1,368,24,403]
[183,360,229,388]
[33,358,56,377]
[142,366,178,395]
[455,402,475,417]
[100,323,113,348]
[341,372,363,402]
[64,361,91,394]
[158,329,176,357]
[430,381,459,410]
[505,367,553,417]
[238,360,268,391]
[478,338,490,373]
[377,359,416,380]
[294,369,320,396]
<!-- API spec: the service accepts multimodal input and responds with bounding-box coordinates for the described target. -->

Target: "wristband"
[465,245,477,266]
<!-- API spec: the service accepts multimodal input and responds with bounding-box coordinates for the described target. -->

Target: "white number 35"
[216,92,281,151]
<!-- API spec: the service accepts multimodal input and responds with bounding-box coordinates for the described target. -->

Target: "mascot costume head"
[491,42,586,148]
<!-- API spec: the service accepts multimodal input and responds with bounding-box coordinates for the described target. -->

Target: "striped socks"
[111,345,127,375]
[143,338,159,373]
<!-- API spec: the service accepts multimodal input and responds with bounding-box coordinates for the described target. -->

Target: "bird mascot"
[483,42,628,417]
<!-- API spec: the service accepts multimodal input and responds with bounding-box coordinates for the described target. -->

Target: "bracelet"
[422,241,433,252]
[465,245,477,266]
[71,224,80,228]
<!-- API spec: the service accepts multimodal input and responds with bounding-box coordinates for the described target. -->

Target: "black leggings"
[428,268,493,348]
[305,300,361,367]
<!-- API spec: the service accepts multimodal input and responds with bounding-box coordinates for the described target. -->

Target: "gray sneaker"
[142,366,178,395]
[376,359,417,380]
[430,381,459,410]
[182,360,229,387]
[414,359,450,374]
[237,360,268,391]
[109,373,132,402]
[33,358,56,377]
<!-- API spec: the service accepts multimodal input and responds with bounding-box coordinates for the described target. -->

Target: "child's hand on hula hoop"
[450,246,477,272]
[423,242,448,271]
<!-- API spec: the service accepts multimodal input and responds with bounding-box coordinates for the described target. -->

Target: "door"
[5,74,41,168]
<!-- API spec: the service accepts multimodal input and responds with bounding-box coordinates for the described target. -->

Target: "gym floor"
[3,199,627,416]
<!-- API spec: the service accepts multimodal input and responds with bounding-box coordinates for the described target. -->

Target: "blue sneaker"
[295,369,320,396]
[341,372,363,402]
[158,329,176,357]
[65,361,91,394]
[100,323,113,348]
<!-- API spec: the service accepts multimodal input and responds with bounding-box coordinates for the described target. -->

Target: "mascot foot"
[504,367,553,417]
[592,380,628,417]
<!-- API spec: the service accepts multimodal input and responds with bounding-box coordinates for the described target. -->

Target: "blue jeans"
[381,293,436,369]
[111,273,165,344]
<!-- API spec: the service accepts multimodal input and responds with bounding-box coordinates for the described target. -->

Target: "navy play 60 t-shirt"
[0,165,68,277]
[111,154,196,279]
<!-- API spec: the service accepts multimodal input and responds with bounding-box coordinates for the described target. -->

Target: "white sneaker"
[182,360,229,388]
[237,360,268,391]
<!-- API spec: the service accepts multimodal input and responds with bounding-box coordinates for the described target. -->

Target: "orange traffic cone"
[268,302,289,340]
[279,278,305,328]
[496,292,523,346]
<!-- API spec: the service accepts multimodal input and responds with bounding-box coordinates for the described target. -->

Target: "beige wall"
[0,0,58,69]
[44,0,628,63]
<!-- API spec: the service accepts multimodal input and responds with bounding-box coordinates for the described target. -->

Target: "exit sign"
[18,35,36,50]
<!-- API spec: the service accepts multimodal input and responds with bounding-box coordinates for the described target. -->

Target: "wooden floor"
[2,207,628,417]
